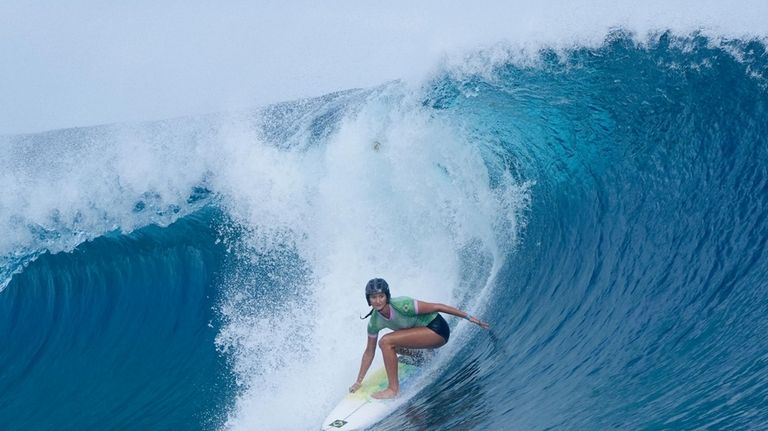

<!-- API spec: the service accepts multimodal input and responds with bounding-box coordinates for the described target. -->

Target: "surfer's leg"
[373,327,446,399]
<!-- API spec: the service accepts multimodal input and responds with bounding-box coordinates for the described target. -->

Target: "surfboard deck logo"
[328,419,348,428]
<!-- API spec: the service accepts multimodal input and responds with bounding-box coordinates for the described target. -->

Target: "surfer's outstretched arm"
[349,335,377,392]
[416,301,491,329]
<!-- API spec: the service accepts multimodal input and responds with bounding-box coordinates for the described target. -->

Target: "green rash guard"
[367,296,438,338]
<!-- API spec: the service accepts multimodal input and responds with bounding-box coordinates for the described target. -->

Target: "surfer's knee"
[378,334,394,349]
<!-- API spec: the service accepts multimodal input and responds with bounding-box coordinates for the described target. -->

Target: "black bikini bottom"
[426,313,450,342]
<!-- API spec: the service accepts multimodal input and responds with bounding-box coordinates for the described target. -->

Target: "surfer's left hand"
[468,315,490,330]
[349,381,362,393]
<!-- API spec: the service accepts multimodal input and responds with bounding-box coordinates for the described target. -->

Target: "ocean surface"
[2,31,768,430]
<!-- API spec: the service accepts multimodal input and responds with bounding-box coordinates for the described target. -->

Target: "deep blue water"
[2,32,768,430]
[0,210,234,429]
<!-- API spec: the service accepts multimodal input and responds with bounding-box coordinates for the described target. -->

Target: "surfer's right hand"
[349,381,362,393]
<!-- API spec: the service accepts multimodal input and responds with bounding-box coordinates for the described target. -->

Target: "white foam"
[0,121,219,290]
[214,83,530,430]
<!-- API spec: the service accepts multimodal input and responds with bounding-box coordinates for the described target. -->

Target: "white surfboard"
[321,361,421,430]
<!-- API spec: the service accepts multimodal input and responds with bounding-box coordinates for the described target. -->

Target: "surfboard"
[321,361,420,430]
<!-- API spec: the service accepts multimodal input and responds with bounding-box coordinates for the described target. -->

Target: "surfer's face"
[368,293,388,310]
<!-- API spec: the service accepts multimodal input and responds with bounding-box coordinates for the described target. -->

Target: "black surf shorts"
[426,313,450,342]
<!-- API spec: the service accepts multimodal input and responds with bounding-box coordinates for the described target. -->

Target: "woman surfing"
[350,278,490,399]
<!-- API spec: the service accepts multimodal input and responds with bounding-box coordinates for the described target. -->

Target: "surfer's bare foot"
[372,388,398,399]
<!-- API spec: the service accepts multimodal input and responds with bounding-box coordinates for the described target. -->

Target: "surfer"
[350,278,490,399]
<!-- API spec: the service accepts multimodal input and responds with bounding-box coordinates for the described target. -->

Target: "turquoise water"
[2,32,768,430]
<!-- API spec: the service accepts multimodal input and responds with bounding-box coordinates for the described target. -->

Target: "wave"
[1,31,768,430]
[379,31,768,430]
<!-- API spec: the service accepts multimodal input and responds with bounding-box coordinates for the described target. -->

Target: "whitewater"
[2,18,768,431]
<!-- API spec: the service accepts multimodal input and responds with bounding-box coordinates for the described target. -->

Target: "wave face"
[0,209,234,429]
[2,32,768,430]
